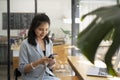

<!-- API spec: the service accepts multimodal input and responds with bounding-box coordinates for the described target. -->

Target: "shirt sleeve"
[18,41,29,74]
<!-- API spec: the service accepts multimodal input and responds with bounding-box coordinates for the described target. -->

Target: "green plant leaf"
[105,26,120,76]
[60,28,71,35]
[104,28,115,41]
[77,5,120,76]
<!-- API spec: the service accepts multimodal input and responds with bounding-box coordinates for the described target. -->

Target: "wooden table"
[68,56,120,80]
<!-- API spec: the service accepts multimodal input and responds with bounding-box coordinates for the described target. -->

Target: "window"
[79,0,116,32]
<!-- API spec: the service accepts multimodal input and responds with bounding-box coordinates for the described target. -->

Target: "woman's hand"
[39,57,53,65]
[47,58,56,69]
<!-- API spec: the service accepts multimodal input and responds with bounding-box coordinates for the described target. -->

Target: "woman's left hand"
[47,59,56,69]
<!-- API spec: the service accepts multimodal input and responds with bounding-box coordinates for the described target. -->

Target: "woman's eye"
[45,29,48,31]
[39,29,42,31]
[39,28,43,31]
[39,28,48,32]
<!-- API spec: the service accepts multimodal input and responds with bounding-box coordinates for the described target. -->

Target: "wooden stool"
[59,76,79,80]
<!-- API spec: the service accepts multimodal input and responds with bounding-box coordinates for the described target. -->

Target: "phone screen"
[48,54,57,59]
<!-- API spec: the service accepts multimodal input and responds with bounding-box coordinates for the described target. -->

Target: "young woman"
[19,13,60,80]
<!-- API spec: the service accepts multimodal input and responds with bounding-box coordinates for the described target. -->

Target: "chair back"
[14,68,21,80]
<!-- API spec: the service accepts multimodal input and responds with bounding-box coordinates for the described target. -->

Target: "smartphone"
[47,54,57,67]
[48,54,57,59]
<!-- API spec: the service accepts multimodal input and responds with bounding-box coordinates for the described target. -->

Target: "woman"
[19,13,60,80]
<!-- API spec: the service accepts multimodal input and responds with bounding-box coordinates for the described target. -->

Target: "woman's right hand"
[39,57,52,65]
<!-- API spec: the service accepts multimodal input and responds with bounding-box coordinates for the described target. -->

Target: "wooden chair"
[13,57,19,71]
[14,68,21,80]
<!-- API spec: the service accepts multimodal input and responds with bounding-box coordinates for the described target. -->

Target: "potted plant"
[77,5,120,76]
[60,28,71,44]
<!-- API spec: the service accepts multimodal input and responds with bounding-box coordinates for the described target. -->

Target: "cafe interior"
[0,0,120,80]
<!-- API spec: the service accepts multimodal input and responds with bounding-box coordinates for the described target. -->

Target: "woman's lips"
[40,35,45,37]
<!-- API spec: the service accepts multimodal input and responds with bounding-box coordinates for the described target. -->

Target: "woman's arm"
[24,57,51,73]
[19,40,52,73]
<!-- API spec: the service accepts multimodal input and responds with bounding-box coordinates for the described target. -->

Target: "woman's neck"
[36,37,43,41]
[36,38,45,50]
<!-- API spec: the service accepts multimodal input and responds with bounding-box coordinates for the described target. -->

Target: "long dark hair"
[28,13,50,46]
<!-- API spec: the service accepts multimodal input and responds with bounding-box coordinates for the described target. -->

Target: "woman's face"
[35,22,49,39]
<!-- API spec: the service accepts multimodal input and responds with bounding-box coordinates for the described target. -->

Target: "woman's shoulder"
[49,39,53,43]
[20,38,29,46]
[21,38,28,44]
[48,39,53,44]
[45,39,53,46]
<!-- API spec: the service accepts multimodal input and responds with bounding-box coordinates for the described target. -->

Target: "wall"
[0,0,7,36]
[0,0,71,38]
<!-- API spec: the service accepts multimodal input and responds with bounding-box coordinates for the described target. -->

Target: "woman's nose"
[42,30,47,34]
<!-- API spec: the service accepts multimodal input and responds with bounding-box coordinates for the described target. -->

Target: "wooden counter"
[68,56,120,80]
